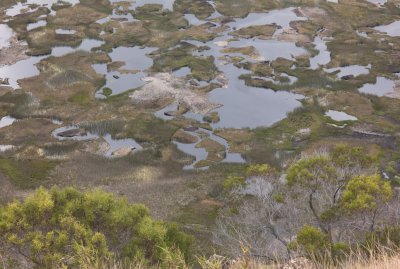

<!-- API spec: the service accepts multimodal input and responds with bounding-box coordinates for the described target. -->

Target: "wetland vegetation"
[1,0,400,268]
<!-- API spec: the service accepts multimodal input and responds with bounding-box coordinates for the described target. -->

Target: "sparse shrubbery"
[1,144,400,269]
[215,144,399,262]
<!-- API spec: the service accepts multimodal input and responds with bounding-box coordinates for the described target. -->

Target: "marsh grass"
[125,117,181,144]
[0,91,37,118]
[0,157,56,189]
[48,70,92,87]
[80,119,125,136]
[43,142,80,156]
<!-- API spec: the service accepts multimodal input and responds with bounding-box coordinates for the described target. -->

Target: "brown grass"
[2,228,400,269]
[337,249,400,269]
[49,247,400,269]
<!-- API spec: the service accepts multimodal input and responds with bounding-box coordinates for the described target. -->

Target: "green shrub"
[290,225,330,257]
[0,187,193,268]
[102,87,112,97]
[290,225,349,261]
[223,175,245,192]
[341,174,392,211]
[246,164,274,177]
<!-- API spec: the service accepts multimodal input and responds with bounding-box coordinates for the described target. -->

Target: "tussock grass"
[51,246,400,269]
[341,251,400,269]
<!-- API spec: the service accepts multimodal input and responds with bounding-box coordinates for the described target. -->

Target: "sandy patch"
[130,73,220,114]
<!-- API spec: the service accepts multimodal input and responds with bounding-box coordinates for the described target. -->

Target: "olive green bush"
[0,187,193,268]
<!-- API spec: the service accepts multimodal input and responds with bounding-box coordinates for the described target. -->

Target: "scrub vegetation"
[1,0,400,268]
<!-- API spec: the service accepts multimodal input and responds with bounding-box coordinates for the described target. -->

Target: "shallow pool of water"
[51,39,104,57]
[187,35,304,129]
[94,46,155,96]
[6,0,80,17]
[310,36,331,70]
[55,29,77,35]
[325,110,357,121]
[229,39,307,61]
[110,46,154,70]
[359,77,395,96]
[184,39,304,129]
[173,127,245,169]
[27,20,47,31]
[0,116,16,128]
[227,7,306,29]
[172,67,191,77]
[154,102,178,120]
[175,140,208,170]
[0,24,14,49]
[325,64,370,78]
[103,134,142,157]
[0,38,104,89]
[0,56,45,88]
[93,64,147,96]
[184,14,207,26]
[6,2,35,17]
[375,20,400,37]
[205,0,221,19]
[209,72,303,129]
[367,0,387,7]
[132,0,175,10]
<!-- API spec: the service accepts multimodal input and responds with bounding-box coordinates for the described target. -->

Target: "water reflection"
[0,39,104,89]
[0,116,16,128]
[359,77,395,96]
[375,20,400,37]
[0,24,14,49]
[93,46,155,96]
[309,36,331,70]
[325,110,357,121]
[325,64,370,78]
[173,127,245,169]
[131,0,176,10]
